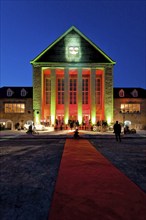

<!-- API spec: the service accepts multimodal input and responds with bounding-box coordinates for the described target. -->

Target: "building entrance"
[56,115,64,126]
[83,115,90,126]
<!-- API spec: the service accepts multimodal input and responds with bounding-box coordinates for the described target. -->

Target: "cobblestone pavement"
[0,130,146,220]
[0,138,65,220]
[90,137,146,193]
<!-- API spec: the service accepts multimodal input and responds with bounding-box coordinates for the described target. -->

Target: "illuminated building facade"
[114,88,146,129]
[30,26,116,126]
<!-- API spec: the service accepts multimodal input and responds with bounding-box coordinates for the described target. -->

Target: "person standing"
[113,121,121,142]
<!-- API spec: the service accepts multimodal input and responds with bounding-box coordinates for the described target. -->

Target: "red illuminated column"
[77,68,82,124]
[64,68,69,124]
[90,68,96,124]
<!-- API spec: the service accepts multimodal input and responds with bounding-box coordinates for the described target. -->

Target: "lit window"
[5,103,25,113]
[120,104,140,113]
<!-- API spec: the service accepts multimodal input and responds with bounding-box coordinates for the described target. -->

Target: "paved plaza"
[0,129,146,220]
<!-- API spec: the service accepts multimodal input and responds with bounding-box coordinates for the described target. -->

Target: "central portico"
[30,26,116,126]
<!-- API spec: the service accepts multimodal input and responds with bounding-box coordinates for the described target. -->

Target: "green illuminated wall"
[33,66,41,124]
[50,68,56,125]
[65,33,81,62]
[104,66,113,124]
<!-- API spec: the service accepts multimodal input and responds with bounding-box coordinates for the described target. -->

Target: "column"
[64,68,69,124]
[33,66,42,124]
[90,68,96,124]
[77,68,82,124]
[104,66,113,124]
[50,68,56,125]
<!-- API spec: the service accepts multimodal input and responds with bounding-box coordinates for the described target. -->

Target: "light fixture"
[69,46,79,55]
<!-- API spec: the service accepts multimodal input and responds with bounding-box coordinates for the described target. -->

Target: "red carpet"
[48,139,146,220]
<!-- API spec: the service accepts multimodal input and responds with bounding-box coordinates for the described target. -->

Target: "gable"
[30,26,115,64]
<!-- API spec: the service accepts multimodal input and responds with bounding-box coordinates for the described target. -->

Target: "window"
[82,78,89,104]
[5,103,25,113]
[45,78,51,104]
[57,78,64,104]
[95,78,101,104]
[120,104,140,113]
[21,88,27,97]
[131,89,138,97]
[119,89,125,97]
[70,79,77,104]
[7,88,13,97]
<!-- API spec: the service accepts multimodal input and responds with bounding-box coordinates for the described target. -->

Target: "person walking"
[113,121,121,142]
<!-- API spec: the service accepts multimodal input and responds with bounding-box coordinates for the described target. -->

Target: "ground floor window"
[4,103,25,113]
[57,78,64,104]
[45,78,51,104]
[82,78,89,104]
[95,78,101,104]
[120,103,140,113]
[70,79,77,104]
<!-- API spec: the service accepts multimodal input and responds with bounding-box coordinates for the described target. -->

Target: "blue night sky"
[0,0,146,89]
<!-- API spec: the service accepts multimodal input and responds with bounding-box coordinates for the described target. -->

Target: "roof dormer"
[119,89,125,97]
[131,89,138,97]
[21,88,27,97]
[7,88,14,97]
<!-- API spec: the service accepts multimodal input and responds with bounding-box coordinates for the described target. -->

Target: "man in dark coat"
[113,121,121,142]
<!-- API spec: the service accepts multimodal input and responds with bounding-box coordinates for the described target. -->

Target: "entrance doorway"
[83,115,90,126]
[56,115,64,126]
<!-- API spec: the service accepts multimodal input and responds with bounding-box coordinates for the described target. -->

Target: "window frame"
[4,103,25,113]
[69,78,77,104]
[57,78,64,104]
[82,78,89,104]
[45,78,51,104]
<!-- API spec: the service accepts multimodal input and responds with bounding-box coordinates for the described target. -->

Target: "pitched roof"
[30,26,116,64]
[114,88,146,98]
[1,86,145,99]
[0,87,33,99]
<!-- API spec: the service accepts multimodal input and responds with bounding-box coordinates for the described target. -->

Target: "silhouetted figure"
[26,124,33,134]
[70,121,74,130]
[113,121,121,142]
[74,129,79,139]
[124,125,130,134]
